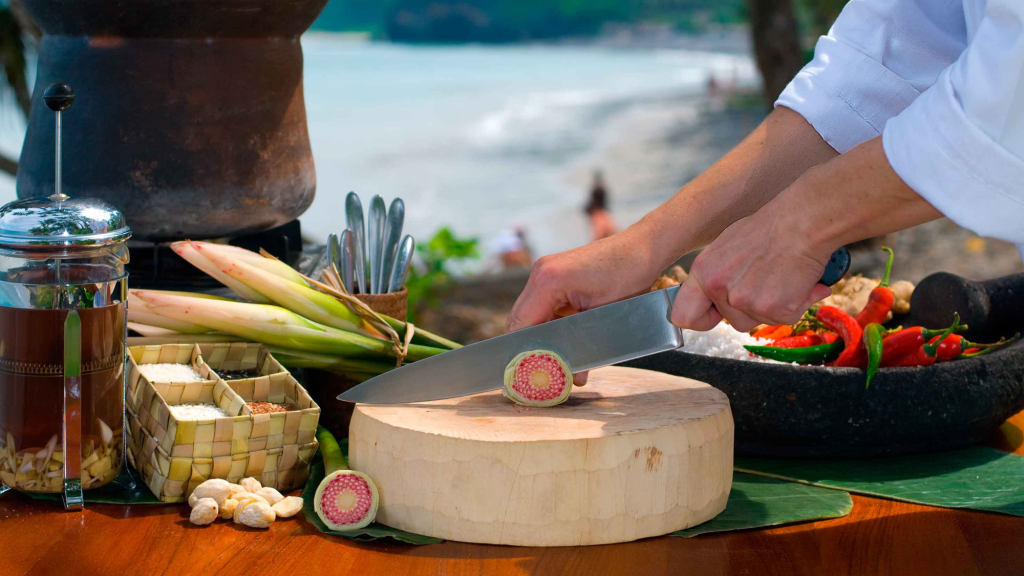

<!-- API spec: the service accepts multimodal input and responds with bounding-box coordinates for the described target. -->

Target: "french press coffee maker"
[0,84,131,508]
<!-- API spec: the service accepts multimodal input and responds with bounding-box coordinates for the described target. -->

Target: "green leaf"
[672,473,853,537]
[26,464,168,505]
[735,447,1024,517]
[301,450,442,545]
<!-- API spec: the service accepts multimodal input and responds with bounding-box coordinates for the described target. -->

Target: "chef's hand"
[506,229,661,385]
[671,137,942,331]
[670,209,834,332]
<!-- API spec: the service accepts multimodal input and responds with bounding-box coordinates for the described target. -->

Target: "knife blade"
[339,285,683,404]
[338,244,852,405]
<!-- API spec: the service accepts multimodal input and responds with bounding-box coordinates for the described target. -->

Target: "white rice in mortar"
[681,322,782,363]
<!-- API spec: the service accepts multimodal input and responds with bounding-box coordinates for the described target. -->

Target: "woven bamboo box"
[125,343,319,503]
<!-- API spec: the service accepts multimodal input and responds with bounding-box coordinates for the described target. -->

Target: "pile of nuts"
[187,476,303,529]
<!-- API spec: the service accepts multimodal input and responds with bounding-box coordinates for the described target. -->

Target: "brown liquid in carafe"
[0,304,125,492]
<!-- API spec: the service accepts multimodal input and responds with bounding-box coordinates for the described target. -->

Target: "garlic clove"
[255,487,284,506]
[271,496,303,518]
[189,497,219,526]
[238,501,275,529]
[97,418,114,445]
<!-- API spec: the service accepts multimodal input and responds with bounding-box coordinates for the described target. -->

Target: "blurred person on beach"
[492,226,533,271]
[509,0,1024,384]
[585,171,619,242]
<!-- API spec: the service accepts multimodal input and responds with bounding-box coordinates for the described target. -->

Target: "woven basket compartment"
[125,343,319,503]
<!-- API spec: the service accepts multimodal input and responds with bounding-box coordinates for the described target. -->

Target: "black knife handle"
[819,246,851,287]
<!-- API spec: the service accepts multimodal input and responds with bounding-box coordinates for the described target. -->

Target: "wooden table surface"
[3,411,1023,576]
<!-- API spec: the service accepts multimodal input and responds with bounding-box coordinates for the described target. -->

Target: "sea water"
[0,38,757,266]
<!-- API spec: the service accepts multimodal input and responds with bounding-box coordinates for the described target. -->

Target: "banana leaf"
[672,473,853,537]
[735,447,1024,517]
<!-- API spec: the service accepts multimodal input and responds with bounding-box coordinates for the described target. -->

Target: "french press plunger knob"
[43,83,74,203]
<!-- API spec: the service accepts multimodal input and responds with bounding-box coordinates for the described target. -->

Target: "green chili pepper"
[743,340,845,364]
[864,323,885,389]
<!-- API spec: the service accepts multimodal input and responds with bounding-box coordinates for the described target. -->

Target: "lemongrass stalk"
[171,241,270,303]
[134,291,445,362]
[127,309,212,334]
[267,347,394,375]
[126,322,181,337]
[128,289,230,333]
[187,241,309,286]
[193,242,383,339]
[127,333,245,346]
[380,315,461,350]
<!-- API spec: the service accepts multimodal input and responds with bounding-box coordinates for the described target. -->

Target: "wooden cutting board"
[349,366,733,546]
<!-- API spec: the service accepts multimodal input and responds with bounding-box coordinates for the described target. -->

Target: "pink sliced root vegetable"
[314,427,379,531]
[503,350,573,407]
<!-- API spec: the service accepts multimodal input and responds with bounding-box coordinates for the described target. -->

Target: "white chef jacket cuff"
[775,36,921,153]
[883,70,1024,251]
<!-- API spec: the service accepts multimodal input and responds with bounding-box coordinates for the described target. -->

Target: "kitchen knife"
[339,246,851,404]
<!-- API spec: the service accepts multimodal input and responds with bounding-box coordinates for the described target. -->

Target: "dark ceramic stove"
[126,220,304,290]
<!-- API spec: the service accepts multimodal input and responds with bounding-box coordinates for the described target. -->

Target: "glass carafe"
[0,193,130,508]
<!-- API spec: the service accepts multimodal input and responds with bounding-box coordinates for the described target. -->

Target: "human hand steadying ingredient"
[506,229,662,385]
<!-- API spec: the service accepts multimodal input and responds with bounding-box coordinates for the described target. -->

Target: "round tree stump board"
[349,366,734,546]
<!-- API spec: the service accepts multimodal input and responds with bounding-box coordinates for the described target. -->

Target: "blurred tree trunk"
[0,0,36,177]
[748,0,803,107]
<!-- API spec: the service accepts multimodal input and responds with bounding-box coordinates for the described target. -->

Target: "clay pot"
[16,0,329,240]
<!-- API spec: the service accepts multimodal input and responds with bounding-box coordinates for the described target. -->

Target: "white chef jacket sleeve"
[883,0,1024,250]
[775,0,966,153]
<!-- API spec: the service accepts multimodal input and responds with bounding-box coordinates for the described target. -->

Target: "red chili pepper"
[817,306,864,367]
[820,332,839,344]
[856,247,895,327]
[768,334,825,348]
[934,333,1020,360]
[753,325,784,339]
[888,345,939,367]
[796,329,816,337]
[879,323,964,367]
[888,314,961,367]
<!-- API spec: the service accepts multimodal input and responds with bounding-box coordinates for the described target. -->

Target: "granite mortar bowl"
[624,339,1024,458]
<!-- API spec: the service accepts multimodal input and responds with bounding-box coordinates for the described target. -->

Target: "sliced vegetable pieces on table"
[313,427,380,531]
[503,350,573,407]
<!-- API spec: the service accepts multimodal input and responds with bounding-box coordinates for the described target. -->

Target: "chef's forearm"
[628,105,838,274]
[773,137,943,257]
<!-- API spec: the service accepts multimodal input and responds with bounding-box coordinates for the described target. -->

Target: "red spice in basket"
[246,401,292,414]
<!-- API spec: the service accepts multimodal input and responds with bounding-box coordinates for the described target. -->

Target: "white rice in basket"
[681,321,781,363]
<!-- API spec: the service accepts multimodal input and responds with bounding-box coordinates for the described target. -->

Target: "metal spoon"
[367,195,386,293]
[345,192,367,294]
[387,235,415,293]
[340,229,356,293]
[379,198,405,293]
[327,233,341,282]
